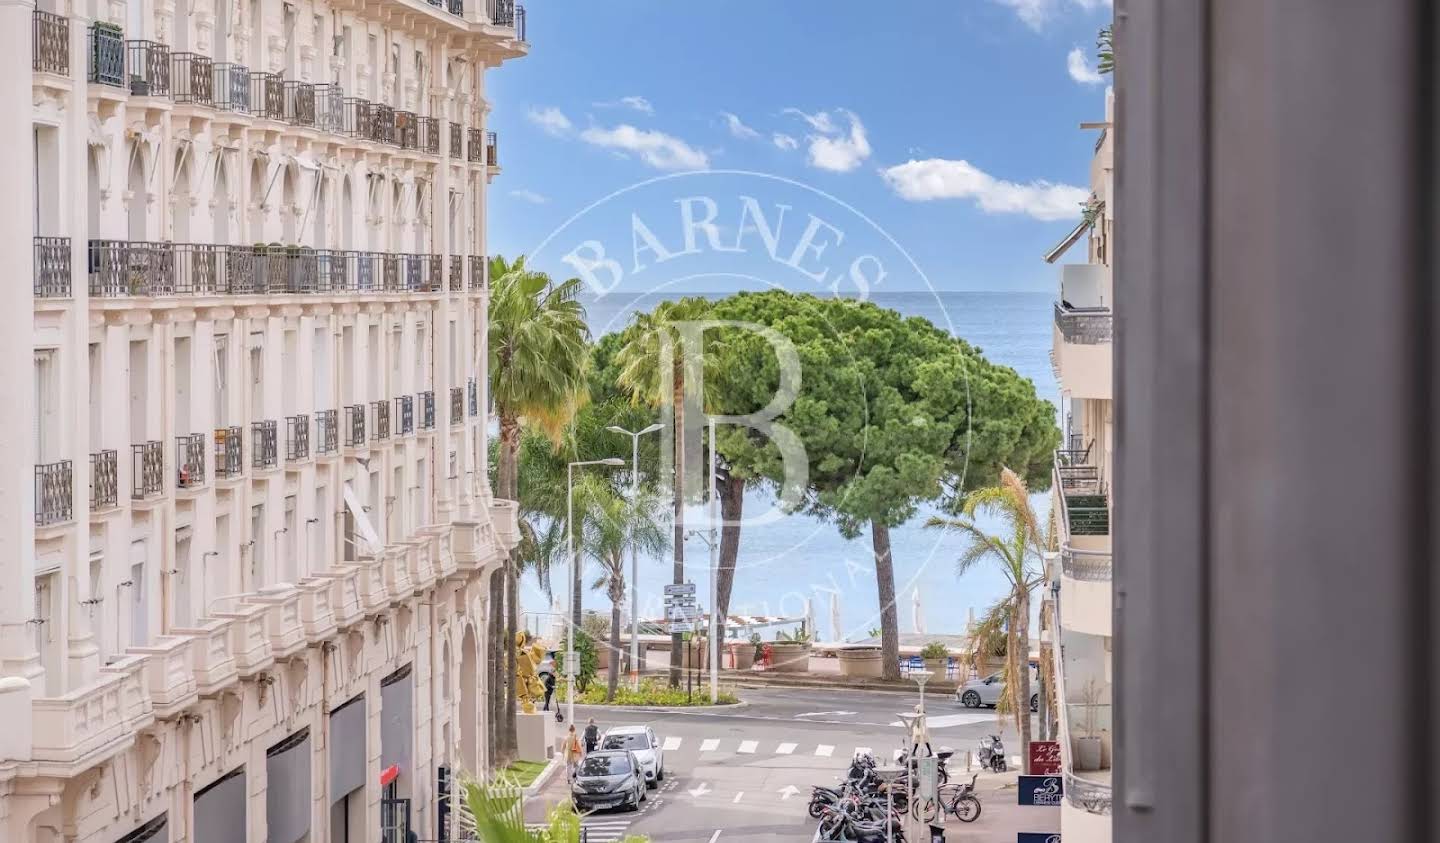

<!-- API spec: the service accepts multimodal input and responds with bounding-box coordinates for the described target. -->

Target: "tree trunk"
[494,411,522,761]
[714,472,744,622]
[607,578,623,702]
[669,371,685,687]
[503,552,519,756]
[1015,586,1033,773]
[871,520,901,681]
[487,567,507,765]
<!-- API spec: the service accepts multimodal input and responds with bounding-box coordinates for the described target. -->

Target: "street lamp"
[567,457,626,727]
[607,422,664,689]
[873,763,905,843]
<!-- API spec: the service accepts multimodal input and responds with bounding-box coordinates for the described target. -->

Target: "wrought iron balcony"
[1054,446,1109,537]
[90,450,118,510]
[251,421,278,470]
[35,460,73,526]
[344,405,366,446]
[286,414,310,461]
[315,409,338,455]
[486,131,499,167]
[126,40,170,97]
[467,128,484,163]
[490,0,523,35]
[449,256,464,292]
[396,395,415,435]
[87,23,125,88]
[35,236,70,298]
[449,121,463,159]
[372,102,396,145]
[214,63,250,112]
[396,110,418,150]
[33,10,69,76]
[449,0,465,15]
[468,378,479,416]
[176,433,206,488]
[418,116,439,155]
[172,52,214,106]
[89,240,175,296]
[249,70,284,120]
[215,426,243,479]
[420,391,435,430]
[132,441,164,499]
[469,254,488,292]
[284,80,316,127]
[450,387,464,425]
[370,400,391,441]
[343,96,373,139]
[315,83,345,133]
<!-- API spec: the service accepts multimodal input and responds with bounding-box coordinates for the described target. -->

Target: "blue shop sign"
[1017,774,1065,807]
[1017,835,1061,843]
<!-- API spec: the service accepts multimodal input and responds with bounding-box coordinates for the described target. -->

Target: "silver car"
[956,672,1039,712]
[600,725,665,787]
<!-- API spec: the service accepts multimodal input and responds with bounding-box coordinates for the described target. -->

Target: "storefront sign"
[1017,775,1064,807]
[1029,740,1062,775]
[1017,834,1061,843]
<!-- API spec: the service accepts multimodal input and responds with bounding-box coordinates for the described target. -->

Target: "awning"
[342,482,383,557]
[1042,208,1099,264]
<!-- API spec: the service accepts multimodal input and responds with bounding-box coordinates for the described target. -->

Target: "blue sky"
[484,0,1112,294]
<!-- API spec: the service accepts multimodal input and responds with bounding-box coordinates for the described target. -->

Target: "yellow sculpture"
[514,632,546,714]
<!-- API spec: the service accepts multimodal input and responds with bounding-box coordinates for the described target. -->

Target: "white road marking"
[776,742,797,755]
[733,791,744,803]
[662,736,683,751]
[778,785,801,801]
[708,831,722,843]
[737,740,757,754]
[700,738,719,752]
[793,710,857,718]
[815,744,835,757]
[890,712,997,729]
[688,782,712,798]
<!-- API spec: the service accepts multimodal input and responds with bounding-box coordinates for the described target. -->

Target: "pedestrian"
[583,717,600,754]
[563,724,584,780]
[542,670,556,712]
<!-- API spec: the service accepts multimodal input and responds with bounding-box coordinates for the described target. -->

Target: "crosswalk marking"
[815,744,835,757]
[700,738,720,752]
[733,791,744,803]
[530,820,632,842]
[776,742,797,755]
[662,736,683,751]
[737,740,758,754]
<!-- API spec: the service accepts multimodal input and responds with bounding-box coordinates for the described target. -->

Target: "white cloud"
[720,111,760,141]
[993,0,1112,31]
[509,188,548,204]
[880,158,1089,221]
[527,106,573,137]
[772,133,799,151]
[783,108,871,173]
[1067,47,1104,85]
[594,96,655,114]
[578,124,710,171]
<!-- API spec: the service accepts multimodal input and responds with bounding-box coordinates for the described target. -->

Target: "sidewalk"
[930,770,1060,843]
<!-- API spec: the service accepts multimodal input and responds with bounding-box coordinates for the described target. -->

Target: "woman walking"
[563,724,584,781]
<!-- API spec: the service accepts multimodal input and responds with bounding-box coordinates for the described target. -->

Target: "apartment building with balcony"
[1042,88,1114,842]
[2,1,526,841]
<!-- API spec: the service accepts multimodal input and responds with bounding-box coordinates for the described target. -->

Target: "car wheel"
[656,766,665,782]
[1030,694,1039,712]
[961,691,981,708]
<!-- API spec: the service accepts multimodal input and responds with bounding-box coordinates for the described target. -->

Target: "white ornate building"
[1,1,524,840]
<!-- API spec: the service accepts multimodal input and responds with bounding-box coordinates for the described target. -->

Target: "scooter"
[977,734,1007,772]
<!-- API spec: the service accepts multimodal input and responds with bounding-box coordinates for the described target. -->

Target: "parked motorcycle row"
[808,750,983,841]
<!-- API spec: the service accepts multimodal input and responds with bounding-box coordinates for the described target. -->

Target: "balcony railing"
[449,256,464,292]
[249,70,284,120]
[467,128,484,163]
[132,441,163,499]
[33,10,69,76]
[214,63,250,112]
[172,52,214,106]
[1054,447,1109,537]
[284,80,316,127]
[316,83,344,132]
[344,405,366,446]
[88,24,125,88]
[1053,301,1113,345]
[449,121,463,159]
[286,414,310,461]
[418,116,440,155]
[215,426,243,478]
[371,400,391,440]
[468,378,479,417]
[396,395,415,435]
[490,0,526,40]
[35,236,71,298]
[1062,545,1113,582]
[486,131,499,167]
[449,0,465,15]
[176,433,206,488]
[396,110,418,150]
[126,40,170,97]
[469,254,487,291]
[35,460,73,526]
[450,387,464,425]
[315,409,338,455]
[251,421,278,469]
[90,450,118,510]
[344,96,373,140]
[420,391,435,430]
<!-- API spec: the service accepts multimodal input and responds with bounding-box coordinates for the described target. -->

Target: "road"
[525,685,1035,842]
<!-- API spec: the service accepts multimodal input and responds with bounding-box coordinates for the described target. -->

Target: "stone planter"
[1073,735,1103,771]
[923,657,949,676]
[769,642,811,672]
[725,643,755,671]
[837,647,884,678]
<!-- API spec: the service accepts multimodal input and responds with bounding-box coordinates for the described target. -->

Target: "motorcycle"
[977,734,1007,772]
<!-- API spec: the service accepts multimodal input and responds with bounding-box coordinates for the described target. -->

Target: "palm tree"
[488,254,590,760]
[574,476,670,700]
[457,772,650,842]
[926,467,1047,772]
[613,297,714,686]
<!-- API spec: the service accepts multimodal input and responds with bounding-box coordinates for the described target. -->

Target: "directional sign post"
[663,583,699,634]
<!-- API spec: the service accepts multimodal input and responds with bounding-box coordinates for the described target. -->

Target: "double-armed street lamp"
[567,457,626,726]
[606,423,665,689]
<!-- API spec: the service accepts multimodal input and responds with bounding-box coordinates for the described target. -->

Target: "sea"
[518,290,1058,642]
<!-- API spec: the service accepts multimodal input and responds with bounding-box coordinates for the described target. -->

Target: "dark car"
[570,750,647,812]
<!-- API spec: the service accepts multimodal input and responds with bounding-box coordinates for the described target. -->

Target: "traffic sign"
[664,583,697,598]
[915,756,939,800]
[562,651,578,677]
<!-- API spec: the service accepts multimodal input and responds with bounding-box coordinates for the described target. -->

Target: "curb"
[732,676,959,695]
[569,699,751,714]
[522,756,563,802]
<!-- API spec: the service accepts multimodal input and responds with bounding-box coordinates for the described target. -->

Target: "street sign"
[915,756,939,800]
[1029,740,1062,775]
[664,583,697,598]
[562,651,578,677]
[1017,835,1061,843]
[667,621,698,633]
[1017,775,1064,807]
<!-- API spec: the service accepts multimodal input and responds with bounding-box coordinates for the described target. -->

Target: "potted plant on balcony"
[920,641,950,675]
[769,628,812,673]
[1073,678,1105,771]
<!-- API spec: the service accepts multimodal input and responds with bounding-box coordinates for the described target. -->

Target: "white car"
[599,725,665,788]
[956,672,1039,712]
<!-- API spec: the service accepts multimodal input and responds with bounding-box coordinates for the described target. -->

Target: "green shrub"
[920,642,950,660]
[561,678,737,707]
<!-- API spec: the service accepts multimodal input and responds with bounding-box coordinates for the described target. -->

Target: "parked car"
[600,724,665,787]
[956,672,1039,712]
[570,750,647,812]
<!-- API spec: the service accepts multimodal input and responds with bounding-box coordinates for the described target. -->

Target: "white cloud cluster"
[594,95,655,115]
[509,189,548,204]
[1067,47,1104,84]
[772,133,799,151]
[579,124,710,171]
[994,0,1111,31]
[782,108,872,173]
[526,106,573,137]
[880,158,1088,221]
[720,111,760,141]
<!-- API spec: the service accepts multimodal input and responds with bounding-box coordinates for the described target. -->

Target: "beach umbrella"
[829,592,842,643]
[912,588,925,634]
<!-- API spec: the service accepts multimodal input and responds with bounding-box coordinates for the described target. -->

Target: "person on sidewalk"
[542,670,557,712]
[563,725,584,781]
[583,718,600,754]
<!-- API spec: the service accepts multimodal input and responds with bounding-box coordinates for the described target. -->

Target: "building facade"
[1,1,525,840]
[1043,89,1114,842]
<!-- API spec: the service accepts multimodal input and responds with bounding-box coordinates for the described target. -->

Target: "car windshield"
[578,754,631,776]
[602,733,650,751]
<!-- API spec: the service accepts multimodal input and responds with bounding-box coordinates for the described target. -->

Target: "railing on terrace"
[215,426,243,478]
[450,387,463,425]
[176,433,206,488]
[316,84,345,133]
[1061,545,1112,582]
[449,121,463,159]
[90,450,118,510]
[1049,583,1113,817]
[419,391,435,430]
[469,254,487,291]
[126,40,170,97]
[467,127,483,162]
[251,421,278,469]
[383,253,401,291]
[33,10,69,75]
[344,405,366,446]
[315,409,339,455]
[214,63,250,112]
[172,52,213,105]
[485,131,499,166]
[396,395,414,435]
[449,0,465,15]
[286,414,310,461]
[418,116,439,155]
[449,256,463,291]
[35,460,72,526]
[284,80,316,126]
[372,103,396,145]
[132,441,163,499]
[396,110,418,150]
[371,400,391,440]
[1053,301,1113,345]
[468,378,478,416]
[35,236,70,298]
[344,97,372,139]
[1053,446,1109,537]
[88,24,125,88]
[249,71,284,120]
